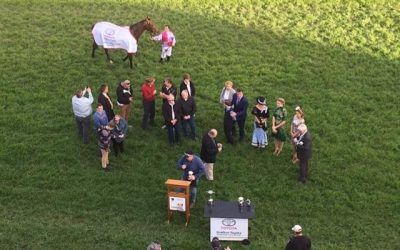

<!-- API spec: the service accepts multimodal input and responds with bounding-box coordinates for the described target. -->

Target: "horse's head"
[144,16,158,35]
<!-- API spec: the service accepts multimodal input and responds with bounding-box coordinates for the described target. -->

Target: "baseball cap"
[292,225,302,233]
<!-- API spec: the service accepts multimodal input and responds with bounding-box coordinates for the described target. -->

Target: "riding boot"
[166,56,171,62]
[159,58,164,64]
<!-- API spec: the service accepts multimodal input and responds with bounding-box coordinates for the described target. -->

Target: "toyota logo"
[222,218,236,226]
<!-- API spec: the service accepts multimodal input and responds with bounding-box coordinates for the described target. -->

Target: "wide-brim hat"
[257,96,266,105]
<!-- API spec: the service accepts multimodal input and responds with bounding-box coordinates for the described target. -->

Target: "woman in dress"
[251,96,269,148]
[291,106,305,163]
[272,98,288,156]
[98,84,115,121]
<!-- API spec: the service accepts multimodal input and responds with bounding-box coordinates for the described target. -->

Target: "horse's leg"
[92,41,98,58]
[128,53,133,69]
[104,49,113,64]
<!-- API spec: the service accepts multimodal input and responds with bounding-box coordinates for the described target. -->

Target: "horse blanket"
[92,22,137,53]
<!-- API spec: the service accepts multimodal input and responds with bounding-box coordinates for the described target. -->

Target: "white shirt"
[72,93,94,117]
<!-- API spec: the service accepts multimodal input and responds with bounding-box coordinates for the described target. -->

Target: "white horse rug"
[92,22,137,53]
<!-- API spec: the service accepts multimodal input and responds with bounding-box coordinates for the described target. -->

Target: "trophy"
[238,196,244,213]
[188,171,194,181]
[246,199,251,211]
[207,190,214,206]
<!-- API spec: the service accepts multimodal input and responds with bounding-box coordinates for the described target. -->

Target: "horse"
[91,17,157,69]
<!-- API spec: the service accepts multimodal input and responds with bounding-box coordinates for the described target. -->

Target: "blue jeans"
[181,116,196,139]
[190,186,197,205]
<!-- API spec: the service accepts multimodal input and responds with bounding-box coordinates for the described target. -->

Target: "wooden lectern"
[165,179,191,227]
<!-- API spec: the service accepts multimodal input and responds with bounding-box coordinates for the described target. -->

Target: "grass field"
[0,0,399,249]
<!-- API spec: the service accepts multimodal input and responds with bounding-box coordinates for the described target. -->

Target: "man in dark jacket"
[200,129,222,181]
[162,94,181,145]
[229,88,248,142]
[294,124,312,183]
[179,73,196,97]
[285,225,311,250]
[116,80,133,126]
[178,90,196,140]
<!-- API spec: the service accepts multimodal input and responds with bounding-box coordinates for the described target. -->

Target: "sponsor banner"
[210,218,248,241]
[169,196,186,212]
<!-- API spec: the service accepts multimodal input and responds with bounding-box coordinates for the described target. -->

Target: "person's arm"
[191,82,195,97]
[93,114,100,128]
[179,82,185,95]
[191,98,196,116]
[121,118,128,135]
[219,88,225,104]
[152,34,162,41]
[170,86,177,97]
[176,156,185,170]
[171,34,176,46]
[194,158,205,180]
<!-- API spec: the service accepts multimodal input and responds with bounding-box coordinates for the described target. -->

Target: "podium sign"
[210,218,248,241]
[169,196,186,211]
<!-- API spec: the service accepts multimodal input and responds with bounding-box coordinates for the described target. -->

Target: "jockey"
[152,25,176,63]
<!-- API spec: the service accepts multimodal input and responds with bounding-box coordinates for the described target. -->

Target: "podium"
[165,179,191,227]
[204,201,255,242]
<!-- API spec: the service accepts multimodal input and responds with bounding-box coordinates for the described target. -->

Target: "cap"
[292,225,302,233]
[211,237,221,249]
[257,96,266,105]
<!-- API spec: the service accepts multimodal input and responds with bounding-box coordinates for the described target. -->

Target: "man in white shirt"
[72,87,94,144]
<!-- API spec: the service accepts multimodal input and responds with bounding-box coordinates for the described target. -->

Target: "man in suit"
[294,124,312,183]
[162,94,180,145]
[229,88,248,142]
[200,129,222,181]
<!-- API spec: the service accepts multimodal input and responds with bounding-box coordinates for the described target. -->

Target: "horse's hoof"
[109,60,114,64]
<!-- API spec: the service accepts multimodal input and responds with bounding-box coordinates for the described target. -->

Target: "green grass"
[0,0,399,249]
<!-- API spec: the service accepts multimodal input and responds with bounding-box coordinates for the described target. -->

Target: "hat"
[211,237,221,249]
[292,225,302,233]
[147,241,161,250]
[185,149,194,155]
[257,96,266,105]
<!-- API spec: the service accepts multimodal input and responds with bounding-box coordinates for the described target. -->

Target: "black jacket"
[296,132,312,160]
[177,96,196,117]
[200,133,218,163]
[116,84,133,105]
[98,93,115,121]
[179,80,196,97]
[162,101,181,125]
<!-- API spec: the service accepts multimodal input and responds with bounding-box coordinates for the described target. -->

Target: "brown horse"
[91,17,157,69]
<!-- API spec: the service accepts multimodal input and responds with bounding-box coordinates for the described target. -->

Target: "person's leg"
[181,119,189,137]
[224,115,234,144]
[125,104,132,124]
[273,139,279,155]
[119,141,124,154]
[149,100,155,126]
[112,138,119,156]
[75,116,83,138]
[101,149,107,168]
[174,123,180,143]
[189,116,196,139]
[298,158,308,183]
[238,119,245,141]
[82,115,91,144]
[277,141,284,156]
[166,124,174,144]
[166,47,172,61]
[142,100,150,129]
[105,150,109,166]
[119,105,127,121]
[205,163,214,180]
[190,186,197,206]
